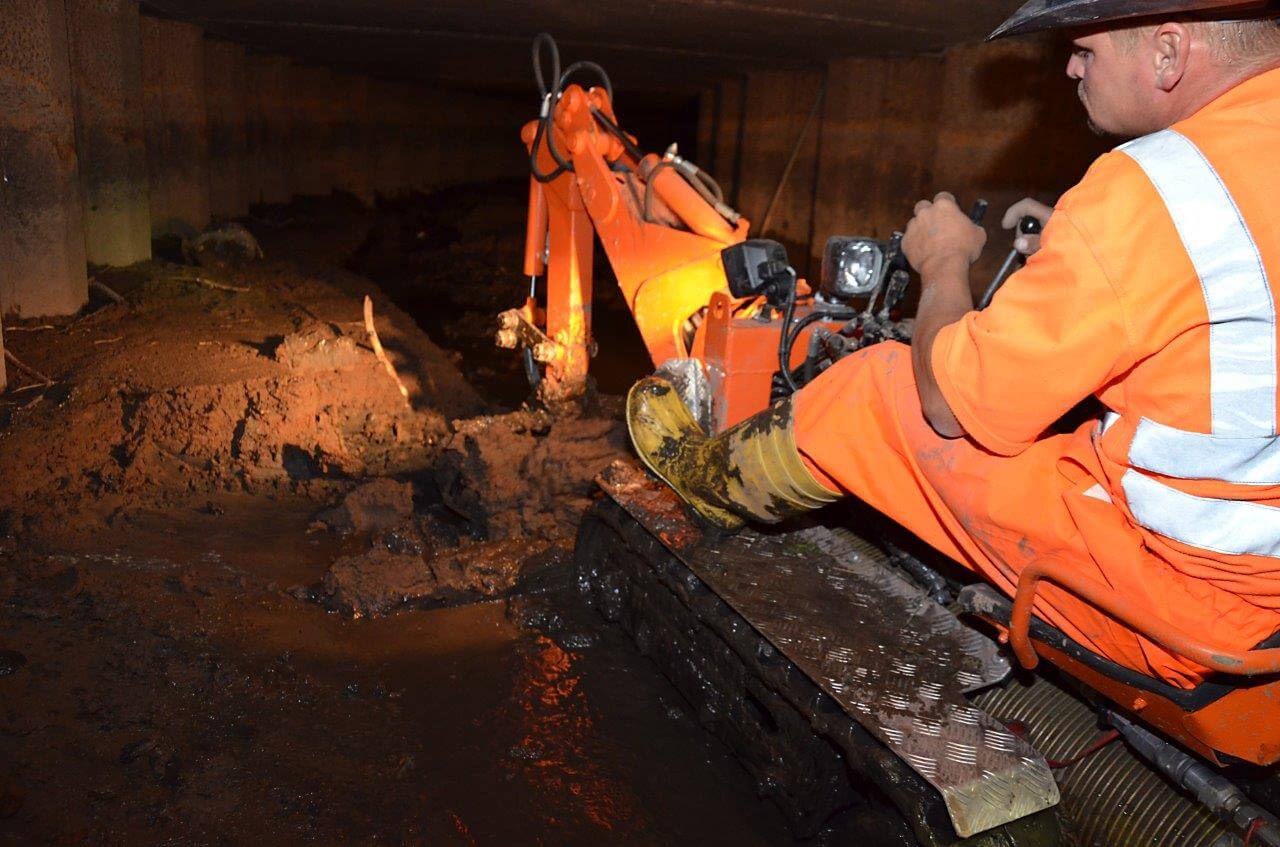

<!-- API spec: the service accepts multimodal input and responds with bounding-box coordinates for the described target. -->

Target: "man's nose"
[1066,52,1085,79]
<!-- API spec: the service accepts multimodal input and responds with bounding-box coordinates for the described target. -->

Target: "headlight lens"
[821,236,884,300]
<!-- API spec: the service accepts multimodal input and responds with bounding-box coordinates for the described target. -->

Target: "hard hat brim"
[988,0,1275,40]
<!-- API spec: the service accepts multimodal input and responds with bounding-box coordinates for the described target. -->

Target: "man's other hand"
[902,192,987,280]
[1002,198,1054,256]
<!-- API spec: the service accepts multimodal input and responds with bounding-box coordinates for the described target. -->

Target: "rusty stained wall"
[731,70,826,276]
[204,39,248,220]
[0,0,89,317]
[66,0,150,267]
[141,17,211,237]
[246,54,293,205]
[710,37,1110,293]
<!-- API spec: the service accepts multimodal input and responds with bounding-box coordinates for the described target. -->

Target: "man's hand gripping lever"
[902,192,989,438]
[978,202,1049,309]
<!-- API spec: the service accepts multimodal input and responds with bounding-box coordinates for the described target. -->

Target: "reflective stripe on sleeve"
[1119,129,1276,436]
[1122,470,1280,558]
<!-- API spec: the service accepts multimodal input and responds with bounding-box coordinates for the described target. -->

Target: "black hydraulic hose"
[532,32,560,99]
[523,348,542,390]
[777,282,799,394]
[779,305,856,394]
[529,33,572,183]
[559,60,613,106]
[589,106,643,161]
[529,36,616,184]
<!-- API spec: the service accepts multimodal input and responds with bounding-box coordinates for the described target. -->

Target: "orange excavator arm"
[496,56,748,402]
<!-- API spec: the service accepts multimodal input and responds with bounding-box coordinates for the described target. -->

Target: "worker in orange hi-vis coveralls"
[626,0,1280,688]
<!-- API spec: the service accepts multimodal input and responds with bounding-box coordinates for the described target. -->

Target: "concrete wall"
[248,54,293,205]
[732,70,826,274]
[0,0,89,317]
[66,0,150,267]
[708,38,1110,293]
[1,4,536,319]
[205,39,248,220]
[141,17,211,237]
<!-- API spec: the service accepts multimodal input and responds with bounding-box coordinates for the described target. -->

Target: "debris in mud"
[273,326,364,373]
[321,524,563,618]
[434,404,628,541]
[323,545,436,618]
[314,478,415,535]
[183,222,264,268]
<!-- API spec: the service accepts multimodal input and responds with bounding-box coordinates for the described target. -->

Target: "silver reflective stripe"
[1129,418,1280,486]
[1122,470,1280,558]
[1119,129,1276,436]
[1113,131,1280,555]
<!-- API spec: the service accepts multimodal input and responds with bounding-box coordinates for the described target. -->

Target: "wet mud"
[0,184,798,844]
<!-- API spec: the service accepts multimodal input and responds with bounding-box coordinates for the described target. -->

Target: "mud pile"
[0,212,484,538]
[316,403,629,618]
[435,404,629,541]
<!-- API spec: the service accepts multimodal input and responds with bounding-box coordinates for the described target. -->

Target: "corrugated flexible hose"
[974,676,1240,846]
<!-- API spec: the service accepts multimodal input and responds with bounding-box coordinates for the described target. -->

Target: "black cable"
[529,33,571,183]
[589,106,643,161]
[531,32,560,99]
[523,348,542,390]
[779,305,856,394]
[777,278,799,394]
[558,60,613,106]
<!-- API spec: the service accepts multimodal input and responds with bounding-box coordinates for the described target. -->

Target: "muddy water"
[0,495,794,844]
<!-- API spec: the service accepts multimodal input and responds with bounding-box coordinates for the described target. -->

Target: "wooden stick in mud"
[90,279,126,305]
[4,349,53,389]
[189,276,249,293]
[363,295,411,408]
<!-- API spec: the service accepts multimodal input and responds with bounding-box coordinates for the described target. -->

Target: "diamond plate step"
[599,460,1060,838]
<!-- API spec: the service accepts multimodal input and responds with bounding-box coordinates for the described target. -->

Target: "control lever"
[886,198,987,276]
[978,215,1043,309]
[870,198,987,320]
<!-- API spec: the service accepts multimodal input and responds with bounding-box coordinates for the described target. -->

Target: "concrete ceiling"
[143,0,1026,92]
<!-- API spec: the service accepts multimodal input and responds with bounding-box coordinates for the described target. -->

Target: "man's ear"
[1153,22,1190,91]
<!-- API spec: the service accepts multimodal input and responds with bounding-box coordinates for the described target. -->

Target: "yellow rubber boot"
[626,376,840,531]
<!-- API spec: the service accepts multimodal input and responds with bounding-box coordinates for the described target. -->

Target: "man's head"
[1066,18,1280,137]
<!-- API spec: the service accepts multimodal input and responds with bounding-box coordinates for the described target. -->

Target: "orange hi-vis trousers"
[793,342,1280,689]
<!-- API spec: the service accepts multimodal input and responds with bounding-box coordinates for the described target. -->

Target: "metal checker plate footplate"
[599,461,1060,838]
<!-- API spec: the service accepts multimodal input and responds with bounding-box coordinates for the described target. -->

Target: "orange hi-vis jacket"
[795,67,1280,688]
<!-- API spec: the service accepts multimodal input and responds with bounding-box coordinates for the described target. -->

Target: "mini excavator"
[497,34,1280,846]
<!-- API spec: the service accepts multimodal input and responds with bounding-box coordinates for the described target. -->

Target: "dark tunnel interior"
[5,1,1266,845]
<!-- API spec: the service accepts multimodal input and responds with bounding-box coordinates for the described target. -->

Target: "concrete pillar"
[242,55,266,206]
[140,16,210,236]
[696,86,715,168]
[66,0,150,267]
[204,39,247,220]
[0,0,89,316]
